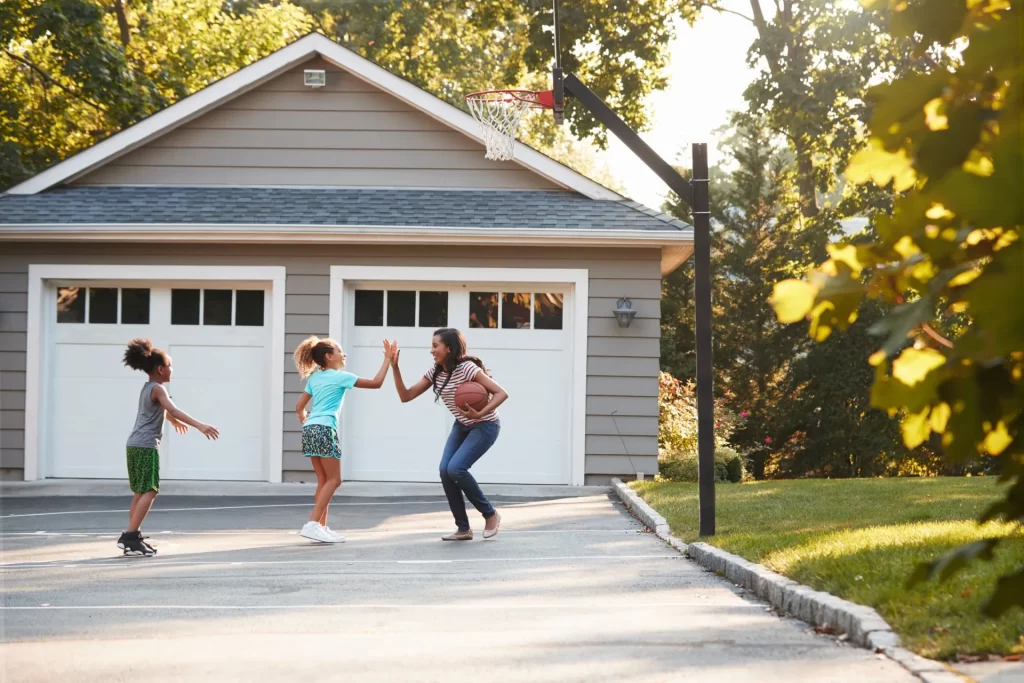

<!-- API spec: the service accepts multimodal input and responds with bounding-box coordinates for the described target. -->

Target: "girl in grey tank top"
[118,338,220,557]
[127,380,166,450]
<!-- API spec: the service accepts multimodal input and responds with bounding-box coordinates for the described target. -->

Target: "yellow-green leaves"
[771,280,820,324]
[892,348,946,386]
[846,139,917,191]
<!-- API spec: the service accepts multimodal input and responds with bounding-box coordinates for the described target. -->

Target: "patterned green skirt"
[302,424,341,459]
[126,446,160,494]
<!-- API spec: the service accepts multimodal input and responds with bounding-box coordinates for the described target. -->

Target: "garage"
[28,266,285,482]
[333,267,587,486]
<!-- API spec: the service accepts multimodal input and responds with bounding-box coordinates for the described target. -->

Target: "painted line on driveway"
[0,554,683,569]
[1,529,642,538]
[0,501,451,519]
[0,599,738,611]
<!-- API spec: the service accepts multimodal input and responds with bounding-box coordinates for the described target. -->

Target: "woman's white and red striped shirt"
[425,360,499,426]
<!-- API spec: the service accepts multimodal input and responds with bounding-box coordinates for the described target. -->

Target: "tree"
[663,116,849,478]
[771,0,1022,615]
[293,0,682,147]
[679,0,951,217]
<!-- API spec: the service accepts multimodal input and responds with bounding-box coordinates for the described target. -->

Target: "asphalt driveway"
[0,492,917,682]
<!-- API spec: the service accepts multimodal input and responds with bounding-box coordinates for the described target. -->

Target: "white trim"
[6,34,619,201]
[22,265,287,483]
[328,266,589,486]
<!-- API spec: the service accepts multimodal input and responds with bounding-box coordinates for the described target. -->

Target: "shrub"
[658,446,746,483]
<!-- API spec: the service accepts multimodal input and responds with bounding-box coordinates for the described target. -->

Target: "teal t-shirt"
[304,369,358,430]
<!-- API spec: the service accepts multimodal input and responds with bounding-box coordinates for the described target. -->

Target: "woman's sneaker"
[300,521,341,543]
[322,526,346,543]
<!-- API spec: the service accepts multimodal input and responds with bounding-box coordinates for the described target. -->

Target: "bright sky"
[597,7,760,210]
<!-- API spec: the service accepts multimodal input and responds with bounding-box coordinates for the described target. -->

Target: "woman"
[390,328,508,540]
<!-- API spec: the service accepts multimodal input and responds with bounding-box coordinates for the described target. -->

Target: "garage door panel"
[343,343,449,482]
[51,344,141,478]
[163,344,265,480]
[469,348,569,484]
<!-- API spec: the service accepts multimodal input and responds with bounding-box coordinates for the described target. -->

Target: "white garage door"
[44,283,271,481]
[342,283,572,485]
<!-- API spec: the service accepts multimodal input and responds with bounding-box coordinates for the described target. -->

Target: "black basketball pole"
[691,143,715,536]
[559,69,716,535]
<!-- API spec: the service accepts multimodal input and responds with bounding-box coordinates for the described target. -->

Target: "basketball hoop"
[465,89,554,161]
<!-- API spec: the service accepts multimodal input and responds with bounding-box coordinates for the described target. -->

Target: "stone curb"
[609,479,964,683]
[611,478,671,538]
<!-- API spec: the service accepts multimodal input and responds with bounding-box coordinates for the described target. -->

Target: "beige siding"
[74,57,561,191]
[0,243,661,482]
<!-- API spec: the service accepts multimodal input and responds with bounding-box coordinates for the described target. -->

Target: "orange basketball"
[454,382,489,412]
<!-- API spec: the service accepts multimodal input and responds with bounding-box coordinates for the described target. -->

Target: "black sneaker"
[116,531,128,549]
[121,532,155,557]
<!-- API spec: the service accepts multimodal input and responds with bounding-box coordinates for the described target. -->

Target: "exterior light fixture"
[613,297,637,328]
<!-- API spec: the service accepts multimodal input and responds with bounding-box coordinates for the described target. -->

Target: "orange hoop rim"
[465,89,554,109]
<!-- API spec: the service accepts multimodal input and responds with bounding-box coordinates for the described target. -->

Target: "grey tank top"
[126,381,165,449]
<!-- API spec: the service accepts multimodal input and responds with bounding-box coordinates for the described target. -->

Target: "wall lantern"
[613,297,637,328]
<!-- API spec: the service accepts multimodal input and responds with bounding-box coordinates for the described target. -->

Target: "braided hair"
[430,328,486,402]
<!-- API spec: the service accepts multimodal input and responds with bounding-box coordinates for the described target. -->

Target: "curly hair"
[293,336,339,379]
[122,338,169,374]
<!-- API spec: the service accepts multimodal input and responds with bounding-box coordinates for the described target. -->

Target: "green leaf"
[771,279,819,324]
[964,242,1024,357]
[907,538,1000,588]
[846,138,917,190]
[983,565,1024,618]
[892,347,946,386]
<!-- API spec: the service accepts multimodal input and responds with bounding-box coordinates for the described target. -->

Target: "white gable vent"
[303,69,326,88]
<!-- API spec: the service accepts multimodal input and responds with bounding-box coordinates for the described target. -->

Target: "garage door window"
[469,292,563,331]
[57,286,151,325]
[355,290,448,328]
[172,288,265,327]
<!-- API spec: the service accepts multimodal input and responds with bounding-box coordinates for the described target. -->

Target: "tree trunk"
[793,137,819,218]
[113,0,131,47]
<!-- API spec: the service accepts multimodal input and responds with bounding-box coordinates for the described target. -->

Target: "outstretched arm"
[355,339,394,389]
[153,385,219,440]
[390,346,431,403]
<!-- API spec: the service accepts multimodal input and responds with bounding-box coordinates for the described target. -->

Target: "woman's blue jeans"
[439,420,500,531]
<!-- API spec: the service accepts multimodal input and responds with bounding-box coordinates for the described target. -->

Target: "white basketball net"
[466,91,540,161]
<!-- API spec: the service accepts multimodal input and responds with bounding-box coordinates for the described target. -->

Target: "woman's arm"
[152,385,219,439]
[457,371,509,421]
[390,347,431,403]
[295,392,312,425]
[354,340,394,389]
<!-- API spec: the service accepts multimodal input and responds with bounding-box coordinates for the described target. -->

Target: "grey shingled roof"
[0,187,689,232]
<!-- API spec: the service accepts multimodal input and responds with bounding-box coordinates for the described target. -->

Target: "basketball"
[454,382,489,412]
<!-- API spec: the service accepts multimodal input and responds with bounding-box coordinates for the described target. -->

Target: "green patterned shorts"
[126,446,160,494]
[302,424,341,459]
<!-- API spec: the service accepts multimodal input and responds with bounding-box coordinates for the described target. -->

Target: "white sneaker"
[323,526,346,543]
[299,521,339,543]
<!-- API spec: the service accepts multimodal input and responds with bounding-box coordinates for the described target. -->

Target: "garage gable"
[74,57,561,191]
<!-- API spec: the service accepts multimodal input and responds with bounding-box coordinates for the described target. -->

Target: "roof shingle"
[0,187,690,232]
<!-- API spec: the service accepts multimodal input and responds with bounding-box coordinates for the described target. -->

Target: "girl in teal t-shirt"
[293,336,393,543]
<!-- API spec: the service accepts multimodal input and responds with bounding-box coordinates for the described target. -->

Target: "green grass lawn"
[630,477,1024,660]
